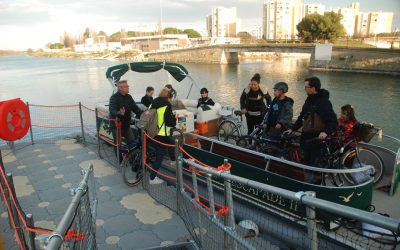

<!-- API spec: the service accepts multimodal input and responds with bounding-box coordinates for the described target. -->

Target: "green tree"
[109,31,122,42]
[297,12,345,42]
[163,27,183,34]
[49,43,64,49]
[183,29,201,38]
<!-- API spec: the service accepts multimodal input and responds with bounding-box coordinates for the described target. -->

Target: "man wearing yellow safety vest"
[148,88,176,184]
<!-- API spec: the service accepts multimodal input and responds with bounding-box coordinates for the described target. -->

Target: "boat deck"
[0,139,191,250]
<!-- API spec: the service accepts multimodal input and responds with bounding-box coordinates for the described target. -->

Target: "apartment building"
[206,7,237,38]
[262,0,302,40]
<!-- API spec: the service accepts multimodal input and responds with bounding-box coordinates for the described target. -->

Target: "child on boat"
[197,88,215,109]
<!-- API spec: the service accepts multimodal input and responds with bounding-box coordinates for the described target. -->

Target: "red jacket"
[333,118,360,145]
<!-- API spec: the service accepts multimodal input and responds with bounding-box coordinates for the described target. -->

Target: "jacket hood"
[308,88,330,101]
[151,96,170,109]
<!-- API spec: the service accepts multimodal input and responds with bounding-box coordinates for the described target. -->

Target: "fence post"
[78,102,86,145]
[6,173,24,243]
[26,214,36,250]
[26,102,34,145]
[206,174,215,218]
[189,159,204,246]
[305,191,318,250]
[141,128,148,188]
[174,138,182,212]
[223,159,235,250]
[116,119,121,171]
[95,108,102,158]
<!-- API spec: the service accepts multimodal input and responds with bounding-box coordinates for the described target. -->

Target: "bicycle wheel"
[122,148,143,187]
[236,135,258,150]
[341,147,384,185]
[256,142,281,157]
[217,120,241,144]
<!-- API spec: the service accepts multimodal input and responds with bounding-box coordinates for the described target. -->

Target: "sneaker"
[149,176,164,185]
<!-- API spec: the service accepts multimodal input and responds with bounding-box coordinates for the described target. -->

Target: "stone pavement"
[0,139,192,250]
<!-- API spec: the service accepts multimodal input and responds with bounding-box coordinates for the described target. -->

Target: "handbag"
[302,111,325,133]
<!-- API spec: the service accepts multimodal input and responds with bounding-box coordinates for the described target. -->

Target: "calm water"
[0,54,399,138]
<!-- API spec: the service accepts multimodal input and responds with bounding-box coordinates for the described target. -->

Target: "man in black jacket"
[285,76,337,169]
[109,80,142,147]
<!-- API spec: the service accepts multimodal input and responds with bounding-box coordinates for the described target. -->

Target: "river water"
[0,54,399,138]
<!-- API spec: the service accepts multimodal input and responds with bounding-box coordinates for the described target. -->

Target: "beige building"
[206,7,237,38]
[338,7,358,36]
[122,34,189,52]
[262,0,302,40]
[368,12,394,35]
[304,4,325,15]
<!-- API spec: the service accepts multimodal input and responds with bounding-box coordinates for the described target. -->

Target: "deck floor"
[0,139,191,250]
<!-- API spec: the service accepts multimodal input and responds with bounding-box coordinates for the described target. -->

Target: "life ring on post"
[0,98,30,141]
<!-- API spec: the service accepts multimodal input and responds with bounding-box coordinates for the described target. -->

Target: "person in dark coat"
[109,80,142,147]
[263,82,293,136]
[197,88,215,108]
[141,86,154,108]
[148,88,177,184]
[285,76,337,169]
[240,73,271,135]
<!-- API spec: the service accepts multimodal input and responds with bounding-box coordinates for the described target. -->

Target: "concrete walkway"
[0,139,191,250]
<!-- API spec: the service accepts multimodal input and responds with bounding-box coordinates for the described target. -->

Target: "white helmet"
[238,220,259,237]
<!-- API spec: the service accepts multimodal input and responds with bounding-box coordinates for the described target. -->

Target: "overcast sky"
[0,0,399,50]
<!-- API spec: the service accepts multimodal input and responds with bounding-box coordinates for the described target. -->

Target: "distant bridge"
[145,44,400,74]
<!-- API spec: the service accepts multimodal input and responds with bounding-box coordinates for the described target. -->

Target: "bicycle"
[312,134,384,186]
[121,128,182,187]
[217,107,244,144]
[255,132,302,162]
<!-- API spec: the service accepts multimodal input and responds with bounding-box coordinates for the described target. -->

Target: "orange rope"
[80,105,95,112]
[144,132,175,147]
[0,164,53,236]
[0,174,24,249]
[32,124,81,129]
[29,104,79,108]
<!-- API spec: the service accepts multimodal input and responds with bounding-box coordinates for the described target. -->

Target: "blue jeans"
[150,136,175,180]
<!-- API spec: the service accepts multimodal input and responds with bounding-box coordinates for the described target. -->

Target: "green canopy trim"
[106,61,189,83]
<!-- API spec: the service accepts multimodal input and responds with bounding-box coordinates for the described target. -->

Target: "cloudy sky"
[0,0,399,50]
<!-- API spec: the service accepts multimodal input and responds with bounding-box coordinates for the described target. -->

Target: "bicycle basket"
[355,123,378,143]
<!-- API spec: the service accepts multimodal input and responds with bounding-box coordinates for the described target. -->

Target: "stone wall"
[310,47,400,74]
[145,46,238,64]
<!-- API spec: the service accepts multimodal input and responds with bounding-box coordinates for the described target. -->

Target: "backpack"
[138,108,164,138]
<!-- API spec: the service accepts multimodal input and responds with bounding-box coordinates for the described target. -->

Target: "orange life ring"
[0,98,30,141]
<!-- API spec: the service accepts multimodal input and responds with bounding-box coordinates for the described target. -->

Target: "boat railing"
[170,150,400,250]
[187,132,375,175]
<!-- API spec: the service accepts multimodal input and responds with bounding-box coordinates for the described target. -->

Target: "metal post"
[305,191,318,250]
[223,159,235,250]
[141,128,147,188]
[116,119,121,171]
[46,167,92,250]
[78,102,86,145]
[206,174,215,218]
[174,138,181,212]
[6,173,24,242]
[26,102,34,145]
[26,214,36,250]
[95,108,101,158]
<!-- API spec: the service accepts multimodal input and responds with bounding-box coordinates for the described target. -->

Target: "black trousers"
[245,114,263,135]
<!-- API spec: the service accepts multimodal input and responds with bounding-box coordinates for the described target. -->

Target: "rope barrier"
[144,132,175,147]
[29,104,79,108]
[32,124,81,129]
[80,105,95,112]
[0,164,53,236]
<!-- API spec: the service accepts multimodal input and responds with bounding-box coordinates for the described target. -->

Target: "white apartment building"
[262,0,302,40]
[339,7,358,36]
[368,12,394,35]
[206,7,237,38]
[355,11,370,37]
[304,4,325,15]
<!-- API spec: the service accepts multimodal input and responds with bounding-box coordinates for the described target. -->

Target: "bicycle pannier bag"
[302,112,325,133]
[350,162,374,184]
[138,108,162,138]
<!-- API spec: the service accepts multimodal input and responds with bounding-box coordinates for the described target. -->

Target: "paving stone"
[97,243,121,250]
[37,186,68,201]
[96,200,126,219]
[46,196,72,215]
[151,217,190,242]
[118,230,161,249]
[102,214,141,236]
